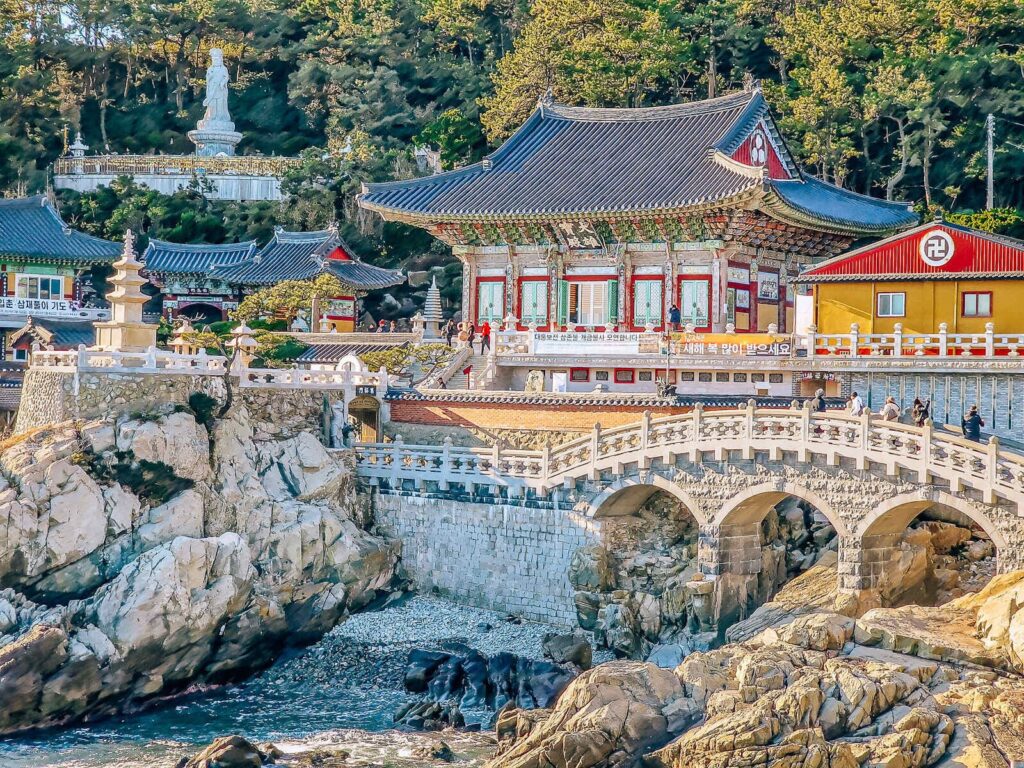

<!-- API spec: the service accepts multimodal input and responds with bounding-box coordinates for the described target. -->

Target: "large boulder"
[488,661,694,768]
[543,632,593,669]
[117,412,211,483]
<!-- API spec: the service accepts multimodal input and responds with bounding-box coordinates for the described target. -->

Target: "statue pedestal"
[188,126,243,157]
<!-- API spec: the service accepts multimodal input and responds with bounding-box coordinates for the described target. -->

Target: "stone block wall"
[15,369,226,433]
[369,490,601,625]
[852,371,1024,440]
[15,369,327,440]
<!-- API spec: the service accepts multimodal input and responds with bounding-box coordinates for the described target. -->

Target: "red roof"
[796,221,1024,282]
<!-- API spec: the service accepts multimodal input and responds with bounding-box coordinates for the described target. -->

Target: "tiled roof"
[795,221,1024,282]
[296,341,409,364]
[359,90,917,236]
[212,229,404,290]
[9,318,95,349]
[0,196,120,264]
[143,239,257,275]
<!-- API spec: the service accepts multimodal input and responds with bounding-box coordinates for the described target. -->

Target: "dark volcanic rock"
[404,649,450,693]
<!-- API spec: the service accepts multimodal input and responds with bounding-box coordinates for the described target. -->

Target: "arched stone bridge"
[354,404,1024,600]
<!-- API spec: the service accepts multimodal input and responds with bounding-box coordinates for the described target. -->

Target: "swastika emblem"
[918,229,955,267]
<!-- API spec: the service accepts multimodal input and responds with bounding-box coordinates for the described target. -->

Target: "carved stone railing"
[53,154,303,178]
[353,403,1024,507]
[805,322,1024,358]
[237,365,387,395]
[31,345,227,374]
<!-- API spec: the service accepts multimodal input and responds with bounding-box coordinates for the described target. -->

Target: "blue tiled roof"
[142,239,257,275]
[212,229,405,289]
[0,196,120,264]
[768,175,917,234]
[359,90,917,235]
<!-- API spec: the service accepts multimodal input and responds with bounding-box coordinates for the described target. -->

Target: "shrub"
[186,392,220,429]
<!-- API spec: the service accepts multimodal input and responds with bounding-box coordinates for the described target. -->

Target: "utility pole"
[986,113,995,210]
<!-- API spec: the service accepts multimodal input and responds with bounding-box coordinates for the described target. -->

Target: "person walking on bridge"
[962,405,985,442]
[880,396,901,422]
[912,398,931,427]
[808,388,827,413]
[848,391,865,417]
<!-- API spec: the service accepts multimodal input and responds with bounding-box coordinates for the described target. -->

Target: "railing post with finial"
[590,423,602,481]
[690,402,702,463]
[849,323,860,358]
[541,439,551,491]
[918,418,932,483]
[986,436,999,503]
[985,322,995,357]
[492,440,502,484]
[391,435,404,488]
[892,323,903,357]
[639,410,651,469]
[743,398,756,459]
[938,322,949,357]
[440,436,452,492]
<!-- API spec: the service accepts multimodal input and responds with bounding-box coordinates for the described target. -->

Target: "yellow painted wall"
[814,279,1024,335]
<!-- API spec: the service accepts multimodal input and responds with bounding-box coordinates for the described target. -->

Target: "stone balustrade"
[31,345,228,374]
[353,403,1024,507]
[29,344,386,394]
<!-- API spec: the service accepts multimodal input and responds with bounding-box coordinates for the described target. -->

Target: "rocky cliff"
[0,402,398,734]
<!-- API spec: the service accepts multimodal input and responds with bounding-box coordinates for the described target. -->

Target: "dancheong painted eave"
[794,221,1024,282]
[357,89,919,237]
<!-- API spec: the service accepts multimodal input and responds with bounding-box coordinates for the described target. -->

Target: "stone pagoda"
[422,275,444,339]
[93,231,158,352]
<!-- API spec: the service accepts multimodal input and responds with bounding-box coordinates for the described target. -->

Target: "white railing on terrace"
[29,344,387,393]
[353,404,1024,506]
[31,345,227,374]
[238,366,387,394]
[493,322,1024,360]
[807,322,1023,358]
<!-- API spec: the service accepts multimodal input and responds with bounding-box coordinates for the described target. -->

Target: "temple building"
[797,220,1024,338]
[143,227,405,330]
[358,88,918,393]
[53,50,300,202]
[0,196,119,359]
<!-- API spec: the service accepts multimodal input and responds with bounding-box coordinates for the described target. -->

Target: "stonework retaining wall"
[368,490,601,625]
[15,368,328,439]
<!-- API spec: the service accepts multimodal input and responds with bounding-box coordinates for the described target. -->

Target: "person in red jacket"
[479,320,492,354]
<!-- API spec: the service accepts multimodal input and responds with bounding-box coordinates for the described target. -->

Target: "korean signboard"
[670,332,792,357]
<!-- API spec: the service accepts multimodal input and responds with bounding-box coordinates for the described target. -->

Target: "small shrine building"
[143,227,405,330]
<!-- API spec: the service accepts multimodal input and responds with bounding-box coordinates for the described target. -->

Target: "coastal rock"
[542,632,593,669]
[179,735,270,767]
[117,411,211,483]
[488,661,691,768]
[0,407,398,734]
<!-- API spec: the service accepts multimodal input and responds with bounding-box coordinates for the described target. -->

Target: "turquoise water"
[0,664,415,767]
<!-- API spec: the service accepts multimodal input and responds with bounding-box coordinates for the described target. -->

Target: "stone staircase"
[445,353,491,390]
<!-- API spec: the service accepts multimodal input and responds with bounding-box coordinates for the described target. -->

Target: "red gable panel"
[327,245,353,261]
[731,123,791,180]
[800,223,1024,280]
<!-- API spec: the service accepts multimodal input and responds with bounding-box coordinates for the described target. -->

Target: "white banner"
[534,331,647,355]
[0,296,77,315]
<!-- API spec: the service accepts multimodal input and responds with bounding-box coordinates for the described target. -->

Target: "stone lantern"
[93,230,158,352]
[169,317,197,356]
[227,321,258,370]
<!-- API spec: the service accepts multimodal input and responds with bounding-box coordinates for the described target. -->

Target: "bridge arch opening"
[856,491,1003,606]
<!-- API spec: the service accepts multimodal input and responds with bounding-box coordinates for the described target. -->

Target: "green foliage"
[946,208,1024,239]
[252,331,309,367]
[360,342,455,381]
[186,392,220,429]
[232,275,346,324]
[73,449,195,507]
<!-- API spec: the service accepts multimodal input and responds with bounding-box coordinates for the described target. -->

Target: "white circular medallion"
[918,229,955,267]
[751,130,767,165]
